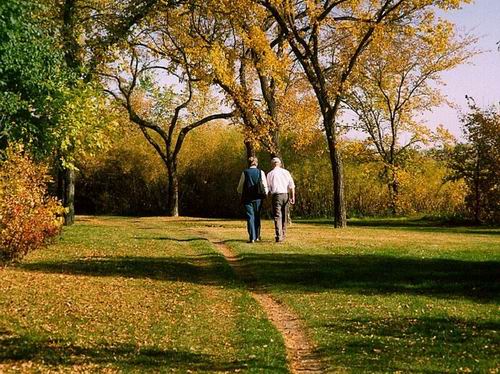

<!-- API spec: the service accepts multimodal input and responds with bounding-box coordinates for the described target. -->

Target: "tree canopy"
[2,0,496,225]
[0,0,68,155]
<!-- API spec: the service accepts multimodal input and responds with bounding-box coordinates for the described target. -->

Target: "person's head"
[271,157,281,168]
[248,156,258,167]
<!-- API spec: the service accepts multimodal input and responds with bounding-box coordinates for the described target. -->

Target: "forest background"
[76,120,465,220]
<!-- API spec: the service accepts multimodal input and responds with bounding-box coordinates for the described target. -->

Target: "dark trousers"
[243,199,262,241]
[272,193,289,241]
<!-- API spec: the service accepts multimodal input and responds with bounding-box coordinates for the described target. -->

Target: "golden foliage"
[0,145,64,263]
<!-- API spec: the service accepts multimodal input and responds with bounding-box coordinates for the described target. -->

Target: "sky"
[429,0,500,137]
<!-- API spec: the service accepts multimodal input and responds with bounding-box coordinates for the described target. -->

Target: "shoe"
[247,240,255,243]
[275,238,284,243]
[255,237,261,242]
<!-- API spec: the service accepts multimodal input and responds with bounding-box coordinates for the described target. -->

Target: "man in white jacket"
[266,157,295,242]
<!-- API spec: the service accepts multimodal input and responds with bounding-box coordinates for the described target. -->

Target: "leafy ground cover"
[0,216,287,373]
[1,216,498,373]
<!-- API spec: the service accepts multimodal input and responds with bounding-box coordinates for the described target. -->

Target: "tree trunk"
[325,124,347,228]
[387,166,399,216]
[473,156,481,223]
[63,168,75,226]
[167,162,179,217]
[57,164,64,204]
[271,129,282,160]
[389,179,399,216]
[245,140,255,159]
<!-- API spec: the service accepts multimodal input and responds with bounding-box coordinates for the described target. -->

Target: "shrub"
[0,145,64,263]
[74,125,168,216]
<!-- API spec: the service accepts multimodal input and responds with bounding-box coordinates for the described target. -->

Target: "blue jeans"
[243,199,262,241]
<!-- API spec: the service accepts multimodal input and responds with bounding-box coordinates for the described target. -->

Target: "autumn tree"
[344,16,475,214]
[182,1,286,158]
[149,1,319,163]
[102,36,234,216]
[448,99,500,223]
[256,0,471,227]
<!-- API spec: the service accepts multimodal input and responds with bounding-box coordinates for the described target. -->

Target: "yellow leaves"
[129,89,154,119]
[340,138,375,161]
[54,82,119,169]
[243,25,287,84]
[207,43,235,88]
[304,0,322,22]
[276,79,321,151]
[434,0,473,10]
[432,124,457,149]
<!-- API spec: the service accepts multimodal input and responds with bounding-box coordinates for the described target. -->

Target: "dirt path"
[212,240,325,374]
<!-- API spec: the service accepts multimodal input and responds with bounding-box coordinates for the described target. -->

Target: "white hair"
[248,156,258,166]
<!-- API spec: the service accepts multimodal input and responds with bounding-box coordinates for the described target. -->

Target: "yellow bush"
[0,145,64,263]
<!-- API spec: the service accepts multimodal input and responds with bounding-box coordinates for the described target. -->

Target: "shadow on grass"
[134,236,210,242]
[134,237,248,243]
[239,253,500,303]
[20,255,238,287]
[0,332,271,372]
[20,253,499,302]
[319,316,499,372]
[299,218,500,235]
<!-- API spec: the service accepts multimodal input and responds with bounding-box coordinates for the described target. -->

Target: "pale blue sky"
[431,0,500,137]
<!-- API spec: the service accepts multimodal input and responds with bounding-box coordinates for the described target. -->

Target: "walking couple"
[237,156,295,243]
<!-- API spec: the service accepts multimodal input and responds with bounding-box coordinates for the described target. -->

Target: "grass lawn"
[0,216,287,373]
[214,218,500,373]
[1,216,499,373]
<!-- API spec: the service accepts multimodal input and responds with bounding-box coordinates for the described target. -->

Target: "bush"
[74,125,168,216]
[179,125,246,218]
[0,145,64,263]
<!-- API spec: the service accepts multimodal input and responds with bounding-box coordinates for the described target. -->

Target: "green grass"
[0,216,287,373]
[219,218,500,373]
[1,216,499,373]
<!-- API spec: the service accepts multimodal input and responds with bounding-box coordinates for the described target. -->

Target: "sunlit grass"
[1,216,498,372]
[0,216,287,373]
[218,217,500,373]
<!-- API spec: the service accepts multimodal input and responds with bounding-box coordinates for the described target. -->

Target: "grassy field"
[0,217,287,373]
[1,216,499,373]
[219,218,500,373]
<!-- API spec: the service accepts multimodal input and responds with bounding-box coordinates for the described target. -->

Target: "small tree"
[448,99,500,223]
[345,18,475,214]
[102,39,233,216]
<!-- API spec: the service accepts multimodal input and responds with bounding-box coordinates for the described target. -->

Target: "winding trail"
[211,240,325,374]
